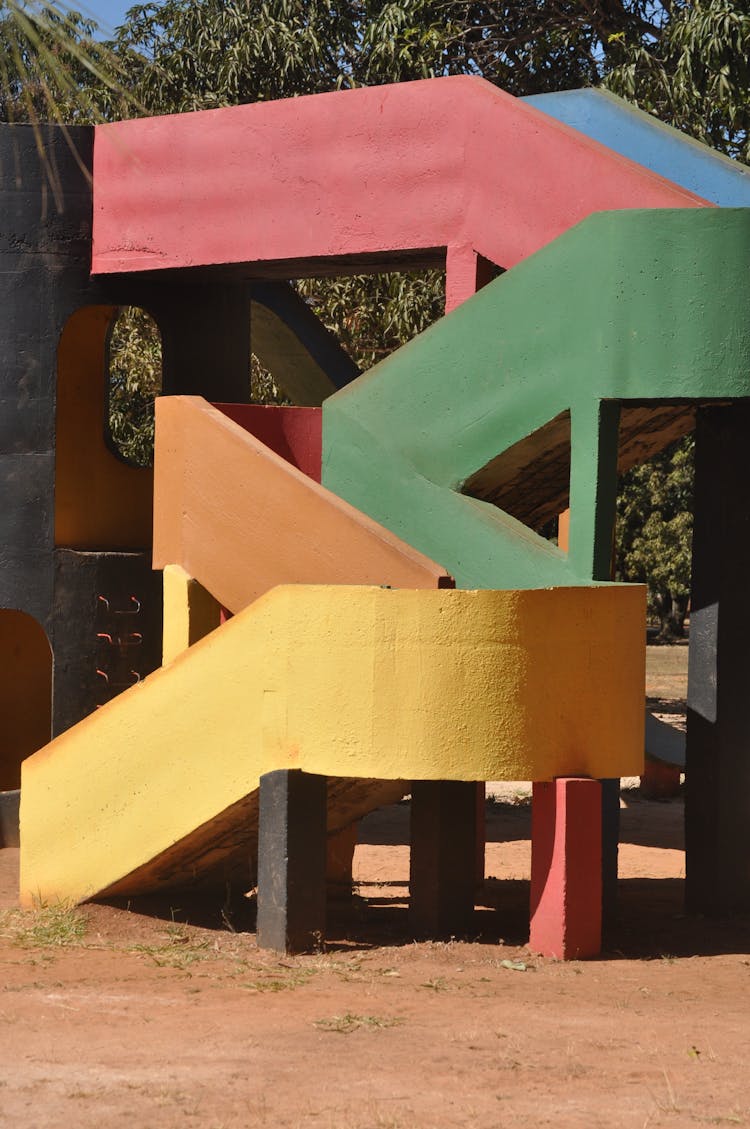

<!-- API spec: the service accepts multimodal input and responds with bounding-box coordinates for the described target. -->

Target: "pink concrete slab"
[92,77,707,281]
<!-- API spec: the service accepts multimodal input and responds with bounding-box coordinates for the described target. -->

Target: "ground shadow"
[96,872,748,960]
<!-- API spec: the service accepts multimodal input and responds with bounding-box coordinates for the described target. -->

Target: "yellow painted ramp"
[20,584,644,907]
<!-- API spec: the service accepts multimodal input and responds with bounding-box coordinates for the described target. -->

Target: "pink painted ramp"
[92,76,707,287]
[153,396,452,613]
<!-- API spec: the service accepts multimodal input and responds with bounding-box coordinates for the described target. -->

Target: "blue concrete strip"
[645,710,686,768]
[525,88,750,207]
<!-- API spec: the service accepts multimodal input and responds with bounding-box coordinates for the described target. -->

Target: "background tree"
[107,307,162,466]
[10,0,748,623]
[616,438,694,640]
[1,1,129,125]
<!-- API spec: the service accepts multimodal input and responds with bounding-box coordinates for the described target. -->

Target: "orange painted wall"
[55,306,153,550]
[0,611,52,790]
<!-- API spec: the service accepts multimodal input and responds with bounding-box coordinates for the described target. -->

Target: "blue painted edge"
[524,88,750,207]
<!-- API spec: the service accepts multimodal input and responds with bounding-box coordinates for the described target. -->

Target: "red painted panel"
[92,77,708,280]
[154,397,452,615]
[214,404,322,482]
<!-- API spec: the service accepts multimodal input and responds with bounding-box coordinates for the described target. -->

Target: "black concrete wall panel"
[51,549,163,737]
[686,404,750,915]
[0,124,95,647]
[0,123,255,736]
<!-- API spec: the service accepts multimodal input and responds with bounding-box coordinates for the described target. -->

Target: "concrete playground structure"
[2,77,750,959]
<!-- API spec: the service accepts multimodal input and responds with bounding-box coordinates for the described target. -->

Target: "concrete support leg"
[475,782,486,887]
[161,565,222,666]
[568,400,622,919]
[326,823,357,901]
[0,790,20,848]
[409,780,477,937]
[257,769,327,953]
[445,244,501,313]
[686,404,750,915]
[600,777,620,928]
[529,777,602,959]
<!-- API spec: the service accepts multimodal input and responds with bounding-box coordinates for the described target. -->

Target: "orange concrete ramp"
[153,396,452,613]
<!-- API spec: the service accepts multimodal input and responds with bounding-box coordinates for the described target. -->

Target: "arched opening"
[106,306,163,468]
[55,306,155,550]
[0,610,52,790]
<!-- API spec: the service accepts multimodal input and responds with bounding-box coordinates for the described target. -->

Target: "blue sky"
[76,0,136,34]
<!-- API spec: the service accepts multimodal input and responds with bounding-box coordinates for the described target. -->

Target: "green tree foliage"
[107,307,162,466]
[0,1,129,125]
[297,269,446,371]
[616,438,694,639]
[6,0,748,614]
[607,0,750,162]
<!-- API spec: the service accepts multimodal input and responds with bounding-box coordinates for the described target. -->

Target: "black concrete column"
[257,769,327,953]
[409,780,477,937]
[0,790,20,848]
[154,282,252,402]
[569,401,623,925]
[686,404,750,915]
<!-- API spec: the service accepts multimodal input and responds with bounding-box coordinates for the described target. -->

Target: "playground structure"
[2,77,750,958]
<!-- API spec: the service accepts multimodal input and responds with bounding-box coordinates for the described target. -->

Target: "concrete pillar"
[686,404,750,915]
[445,244,501,313]
[0,790,20,848]
[444,245,502,881]
[161,564,222,666]
[409,780,477,937]
[326,823,358,900]
[257,768,327,953]
[569,399,622,922]
[156,282,252,402]
[530,777,603,959]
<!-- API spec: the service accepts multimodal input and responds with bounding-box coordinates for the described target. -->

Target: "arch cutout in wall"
[106,306,163,468]
[0,610,52,791]
[55,306,155,550]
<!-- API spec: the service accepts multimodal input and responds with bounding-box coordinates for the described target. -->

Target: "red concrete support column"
[445,244,499,313]
[529,777,602,959]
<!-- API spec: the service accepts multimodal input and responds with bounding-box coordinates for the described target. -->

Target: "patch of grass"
[0,902,87,948]
[240,969,313,993]
[313,1012,405,1034]
[129,926,212,970]
[420,977,449,991]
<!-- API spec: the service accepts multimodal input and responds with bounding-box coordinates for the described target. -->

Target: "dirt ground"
[1,644,749,1129]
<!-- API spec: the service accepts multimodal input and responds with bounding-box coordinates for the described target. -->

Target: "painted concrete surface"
[530,778,603,959]
[0,611,51,790]
[153,397,452,614]
[526,89,750,207]
[322,209,750,591]
[20,584,644,906]
[214,404,322,482]
[91,77,705,281]
[250,283,359,403]
[56,306,153,550]
[162,565,222,666]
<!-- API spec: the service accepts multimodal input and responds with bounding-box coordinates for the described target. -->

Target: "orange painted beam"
[153,396,452,613]
[92,77,707,281]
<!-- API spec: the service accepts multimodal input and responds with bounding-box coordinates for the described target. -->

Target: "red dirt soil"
[1,646,748,1128]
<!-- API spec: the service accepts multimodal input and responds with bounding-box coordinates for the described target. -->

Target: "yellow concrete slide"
[20,583,644,907]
